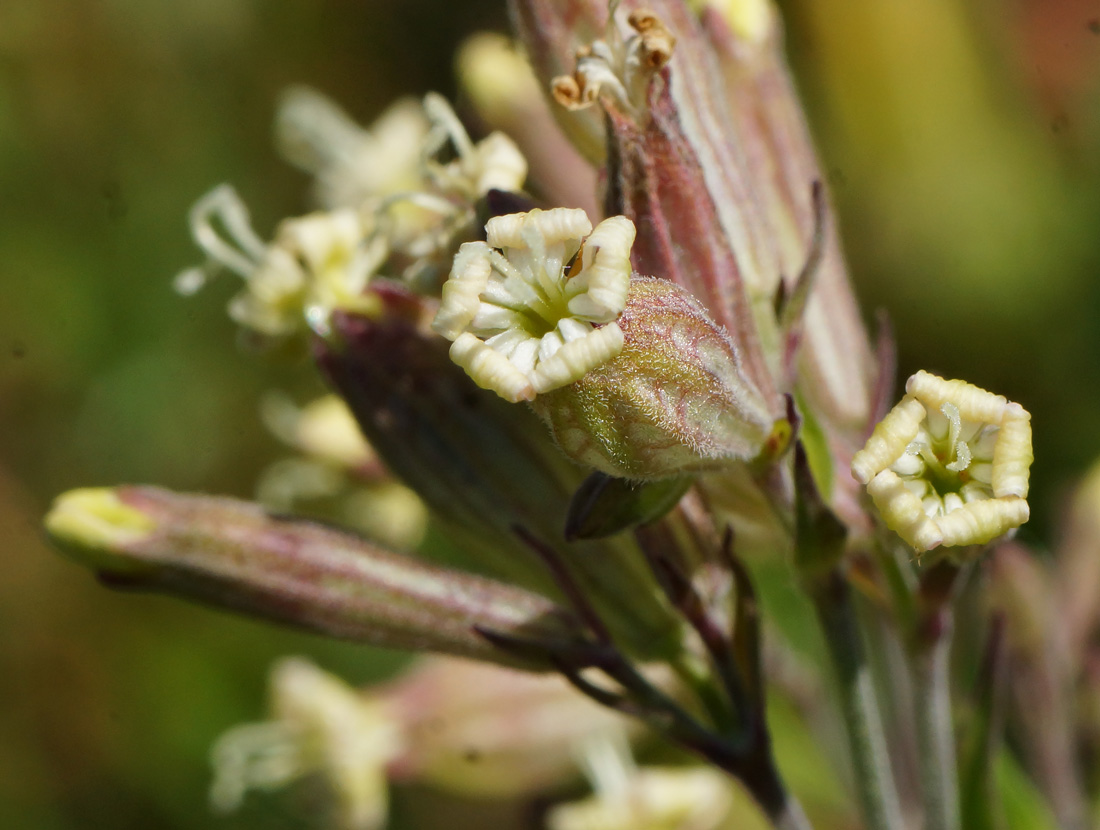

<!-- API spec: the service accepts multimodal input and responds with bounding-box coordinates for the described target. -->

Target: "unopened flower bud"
[316,309,682,658]
[45,486,586,668]
[852,371,1032,554]
[536,276,784,480]
[1055,460,1100,659]
[262,393,376,471]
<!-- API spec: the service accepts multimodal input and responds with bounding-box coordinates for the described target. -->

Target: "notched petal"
[854,371,1032,555]
[434,209,635,402]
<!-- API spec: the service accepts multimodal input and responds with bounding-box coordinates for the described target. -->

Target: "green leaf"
[564,471,692,540]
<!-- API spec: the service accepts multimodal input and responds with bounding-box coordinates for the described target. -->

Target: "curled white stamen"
[421,93,527,200]
[185,184,268,279]
[177,184,381,339]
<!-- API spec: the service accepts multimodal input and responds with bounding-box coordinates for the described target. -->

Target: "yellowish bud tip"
[689,0,774,44]
[44,488,156,571]
[294,395,375,469]
[457,33,540,125]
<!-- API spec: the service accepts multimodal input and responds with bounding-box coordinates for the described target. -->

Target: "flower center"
[483,244,577,341]
[891,402,998,517]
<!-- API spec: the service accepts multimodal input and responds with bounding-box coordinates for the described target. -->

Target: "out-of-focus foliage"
[783,0,1100,540]
[0,2,503,828]
[2,0,1098,828]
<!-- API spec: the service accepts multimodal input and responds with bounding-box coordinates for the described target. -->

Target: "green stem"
[913,629,958,830]
[913,562,963,830]
[737,759,814,830]
[813,571,905,830]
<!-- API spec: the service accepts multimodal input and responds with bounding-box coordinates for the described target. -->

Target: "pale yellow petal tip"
[850,396,924,485]
[690,0,775,44]
[295,395,374,469]
[858,371,1032,554]
[457,33,540,125]
[45,488,156,569]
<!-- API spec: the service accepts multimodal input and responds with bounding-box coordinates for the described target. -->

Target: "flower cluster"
[175,92,529,343]
[43,2,1048,830]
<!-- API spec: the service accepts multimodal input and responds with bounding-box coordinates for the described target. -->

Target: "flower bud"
[1055,460,1100,660]
[535,276,785,480]
[44,486,587,669]
[510,0,880,530]
[385,657,641,797]
[852,371,1032,554]
[316,309,682,659]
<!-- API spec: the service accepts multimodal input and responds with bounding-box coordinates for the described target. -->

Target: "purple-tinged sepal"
[534,275,787,479]
[44,486,587,670]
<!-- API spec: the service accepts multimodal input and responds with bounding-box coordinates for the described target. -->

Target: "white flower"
[209,658,402,830]
[547,731,733,830]
[852,370,1032,553]
[276,87,430,210]
[420,92,528,201]
[176,185,385,338]
[432,208,636,403]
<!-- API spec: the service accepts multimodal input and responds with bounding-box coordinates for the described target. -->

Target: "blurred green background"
[0,0,1097,827]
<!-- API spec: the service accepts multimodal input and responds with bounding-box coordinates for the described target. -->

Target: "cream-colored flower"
[432,208,635,403]
[852,370,1032,553]
[420,92,528,201]
[256,393,429,550]
[552,3,676,117]
[547,732,733,830]
[276,87,430,210]
[373,93,528,291]
[210,658,402,830]
[176,185,385,338]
